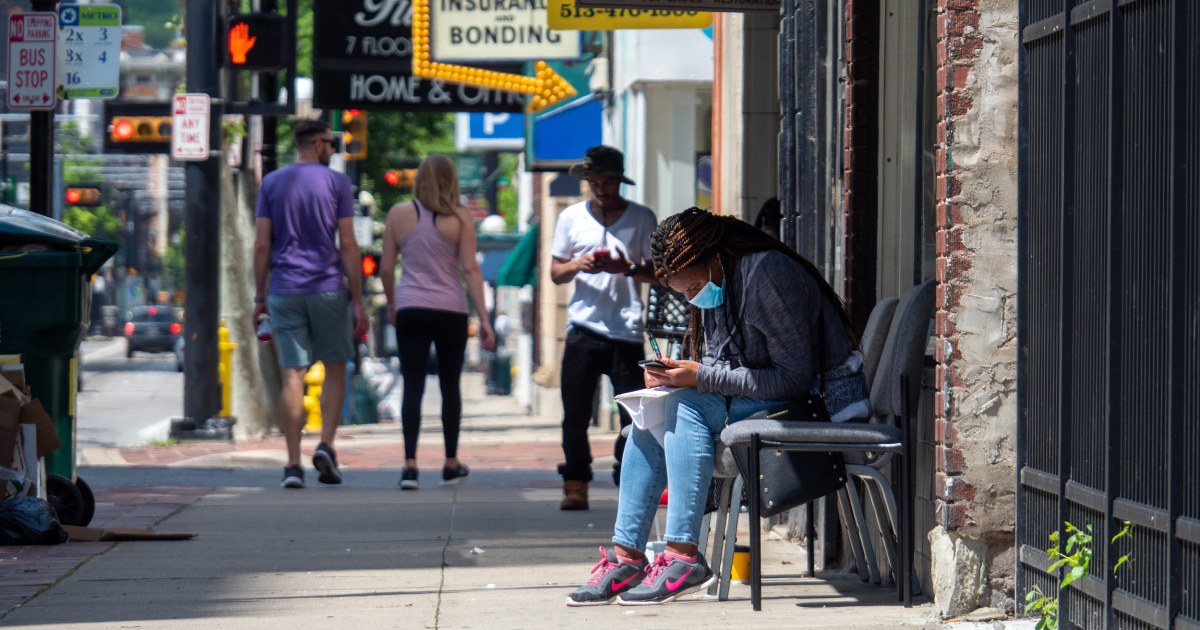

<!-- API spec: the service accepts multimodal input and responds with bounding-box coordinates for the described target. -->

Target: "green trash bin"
[0,207,117,525]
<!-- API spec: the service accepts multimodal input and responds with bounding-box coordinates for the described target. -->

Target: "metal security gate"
[1017,1,1200,627]
[777,0,843,277]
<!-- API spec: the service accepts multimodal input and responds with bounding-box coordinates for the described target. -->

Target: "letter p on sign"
[483,113,510,136]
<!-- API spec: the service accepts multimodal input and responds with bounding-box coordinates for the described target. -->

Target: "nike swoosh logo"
[664,567,694,592]
[610,574,640,591]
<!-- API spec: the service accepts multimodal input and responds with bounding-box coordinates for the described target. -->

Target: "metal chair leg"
[837,485,870,582]
[899,373,914,607]
[718,475,743,600]
[706,476,734,597]
[841,480,881,584]
[806,499,816,577]
[749,434,762,611]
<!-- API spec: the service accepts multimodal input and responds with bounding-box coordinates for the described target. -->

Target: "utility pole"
[28,0,55,217]
[259,0,278,177]
[181,0,223,427]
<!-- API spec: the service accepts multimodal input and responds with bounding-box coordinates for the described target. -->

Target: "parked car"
[123,305,183,358]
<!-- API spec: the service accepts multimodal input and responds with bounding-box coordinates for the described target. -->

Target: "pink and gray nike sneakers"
[616,549,715,605]
[565,547,648,606]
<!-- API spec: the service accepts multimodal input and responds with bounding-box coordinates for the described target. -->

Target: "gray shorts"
[267,290,354,368]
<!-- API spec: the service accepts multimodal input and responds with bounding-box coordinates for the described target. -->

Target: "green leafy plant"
[1025,520,1134,630]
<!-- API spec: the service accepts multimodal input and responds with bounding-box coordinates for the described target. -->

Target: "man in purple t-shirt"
[252,119,368,489]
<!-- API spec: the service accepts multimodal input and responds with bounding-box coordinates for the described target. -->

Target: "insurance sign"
[431,0,579,62]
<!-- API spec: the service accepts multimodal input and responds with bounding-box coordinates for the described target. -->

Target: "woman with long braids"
[566,207,870,607]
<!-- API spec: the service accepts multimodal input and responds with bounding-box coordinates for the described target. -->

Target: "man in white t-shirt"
[551,145,657,511]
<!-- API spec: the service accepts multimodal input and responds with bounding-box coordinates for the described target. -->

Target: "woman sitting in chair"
[566,207,870,607]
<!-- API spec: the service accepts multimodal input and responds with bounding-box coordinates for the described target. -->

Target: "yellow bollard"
[303,361,324,433]
[217,321,238,417]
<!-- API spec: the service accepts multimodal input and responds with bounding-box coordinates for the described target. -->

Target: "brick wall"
[929,0,1020,614]
[932,0,984,535]
[841,0,880,327]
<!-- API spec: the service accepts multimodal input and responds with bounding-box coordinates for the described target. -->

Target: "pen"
[648,336,663,360]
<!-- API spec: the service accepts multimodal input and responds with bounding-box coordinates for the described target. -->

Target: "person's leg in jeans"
[430,310,468,469]
[395,309,434,466]
[611,426,668,555]
[661,393,779,553]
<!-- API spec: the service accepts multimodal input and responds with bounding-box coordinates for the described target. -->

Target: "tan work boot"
[561,480,589,510]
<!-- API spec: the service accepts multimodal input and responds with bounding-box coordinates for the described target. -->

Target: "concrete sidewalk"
[2,371,945,628]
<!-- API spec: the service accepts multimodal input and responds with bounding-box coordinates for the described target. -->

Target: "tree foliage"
[111,0,183,50]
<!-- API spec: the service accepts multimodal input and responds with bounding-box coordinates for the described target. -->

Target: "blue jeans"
[612,388,780,551]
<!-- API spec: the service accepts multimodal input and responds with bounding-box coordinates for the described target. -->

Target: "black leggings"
[394,308,469,461]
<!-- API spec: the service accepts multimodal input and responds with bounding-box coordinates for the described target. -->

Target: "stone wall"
[929,0,1020,616]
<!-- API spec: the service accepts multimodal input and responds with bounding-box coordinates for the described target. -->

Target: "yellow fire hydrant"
[217,321,238,417]
[303,361,324,433]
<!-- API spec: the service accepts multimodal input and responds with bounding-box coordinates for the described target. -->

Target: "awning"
[495,223,538,287]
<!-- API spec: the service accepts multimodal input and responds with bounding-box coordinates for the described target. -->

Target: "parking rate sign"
[7,13,57,110]
[171,94,211,161]
[56,4,122,100]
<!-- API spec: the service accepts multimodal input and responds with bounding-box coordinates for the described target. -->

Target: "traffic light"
[104,101,172,154]
[64,184,103,207]
[384,168,417,188]
[110,116,172,144]
[342,110,367,161]
[225,13,289,71]
[360,253,380,277]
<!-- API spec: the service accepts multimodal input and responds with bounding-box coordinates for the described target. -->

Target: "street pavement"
[0,370,954,629]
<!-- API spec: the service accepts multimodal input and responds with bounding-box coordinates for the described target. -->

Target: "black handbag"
[729,396,848,518]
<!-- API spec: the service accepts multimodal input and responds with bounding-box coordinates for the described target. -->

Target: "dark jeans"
[395,308,468,461]
[559,326,645,482]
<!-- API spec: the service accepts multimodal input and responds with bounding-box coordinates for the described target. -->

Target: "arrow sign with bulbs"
[410,0,576,113]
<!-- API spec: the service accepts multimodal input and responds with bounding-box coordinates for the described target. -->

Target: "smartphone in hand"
[638,359,667,369]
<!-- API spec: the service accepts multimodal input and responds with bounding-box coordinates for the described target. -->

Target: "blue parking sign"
[455,113,525,151]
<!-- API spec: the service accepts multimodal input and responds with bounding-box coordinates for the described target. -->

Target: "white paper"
[614,386,684,445]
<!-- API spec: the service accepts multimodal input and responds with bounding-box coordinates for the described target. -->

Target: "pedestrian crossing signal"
[225,13,289,71]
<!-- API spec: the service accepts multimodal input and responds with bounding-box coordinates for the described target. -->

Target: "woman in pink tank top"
[381,155,496,490]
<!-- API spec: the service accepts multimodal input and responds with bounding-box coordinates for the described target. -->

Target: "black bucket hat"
[568,145,636,185]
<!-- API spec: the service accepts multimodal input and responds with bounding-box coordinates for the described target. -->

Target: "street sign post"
[171,93,211,161]
[56,3,121,100]
[7,13,57,110]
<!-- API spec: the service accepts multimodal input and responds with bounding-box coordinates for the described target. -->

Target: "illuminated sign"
[412,0,576,113]
[431,0,579,62]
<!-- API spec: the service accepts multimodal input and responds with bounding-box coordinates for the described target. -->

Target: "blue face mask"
[688,267,725,309]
